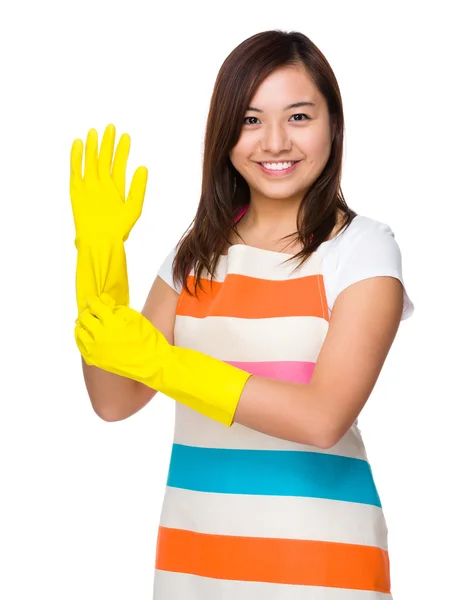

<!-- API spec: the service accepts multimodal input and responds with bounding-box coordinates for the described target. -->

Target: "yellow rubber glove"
[70,124,148,317]
[75,294,252,426]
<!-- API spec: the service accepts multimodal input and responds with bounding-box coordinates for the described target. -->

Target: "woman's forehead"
[248,66,320,110]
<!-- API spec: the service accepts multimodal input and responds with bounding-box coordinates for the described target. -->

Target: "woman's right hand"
[70,124,148,316]
[70,124,148,249]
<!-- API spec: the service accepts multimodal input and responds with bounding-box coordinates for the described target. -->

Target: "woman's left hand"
[74,293,170,380]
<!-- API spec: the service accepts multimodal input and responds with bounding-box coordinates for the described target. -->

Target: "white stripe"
[153,569,392,600]
[160,487,388,550]
[174,314,329,362]
[173,403,368,460]
[191,244,325,281]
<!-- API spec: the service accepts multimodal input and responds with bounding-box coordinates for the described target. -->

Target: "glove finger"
[84,128,99,180]
[75,323,93,354]
[99,292,116,309]
[111,133,131,199]
[124,166,148,236]
[70,138,84,187]
[86,295,115,327]
[77,310,100,340]
[98,124,116,181]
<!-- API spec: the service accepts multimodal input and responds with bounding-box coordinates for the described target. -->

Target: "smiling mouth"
[257,160,301,175]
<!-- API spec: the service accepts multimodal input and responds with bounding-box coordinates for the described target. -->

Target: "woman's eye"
[243,114,310,125]
[289,113,310,121]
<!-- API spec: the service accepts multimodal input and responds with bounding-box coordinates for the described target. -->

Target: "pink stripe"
[234,204,249,222]
[227,361,315,384]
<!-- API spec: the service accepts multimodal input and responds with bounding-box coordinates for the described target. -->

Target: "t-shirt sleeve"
[157,245,183,295]
[333,220,415,321]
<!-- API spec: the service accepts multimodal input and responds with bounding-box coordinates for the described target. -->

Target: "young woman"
[72,30,414,600]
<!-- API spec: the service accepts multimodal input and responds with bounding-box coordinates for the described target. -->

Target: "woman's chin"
[250,183,307,201]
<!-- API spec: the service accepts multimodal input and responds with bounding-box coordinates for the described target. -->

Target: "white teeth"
[261,161,295,170]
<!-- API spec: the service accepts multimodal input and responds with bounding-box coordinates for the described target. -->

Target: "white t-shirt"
[157,214,415,321]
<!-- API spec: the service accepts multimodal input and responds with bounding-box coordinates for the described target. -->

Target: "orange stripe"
[177,273,329,320]
[155,526,390,593]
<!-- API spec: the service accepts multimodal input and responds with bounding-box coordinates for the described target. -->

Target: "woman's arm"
[76,276,402,445]
[234,276,403,447]
[80,275,179,421]
[80,359,154,421]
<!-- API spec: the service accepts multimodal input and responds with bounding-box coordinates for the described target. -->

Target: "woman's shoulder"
[332,213,397,247]
[323,212,415,320]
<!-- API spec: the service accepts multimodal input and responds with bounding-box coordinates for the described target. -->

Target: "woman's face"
[230,65,333,203]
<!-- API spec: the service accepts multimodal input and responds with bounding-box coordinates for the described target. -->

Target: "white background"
[0,1,470,598]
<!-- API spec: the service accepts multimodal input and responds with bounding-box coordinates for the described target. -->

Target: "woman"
[72,30,414,599]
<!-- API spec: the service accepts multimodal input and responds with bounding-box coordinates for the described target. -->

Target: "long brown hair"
[172,30,357,298]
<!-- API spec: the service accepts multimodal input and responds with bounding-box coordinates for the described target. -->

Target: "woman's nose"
[260,123,292,155]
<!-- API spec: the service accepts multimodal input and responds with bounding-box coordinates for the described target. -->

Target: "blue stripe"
[167,443,381,507]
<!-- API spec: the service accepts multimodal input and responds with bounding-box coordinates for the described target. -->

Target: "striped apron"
[153,211,392,599]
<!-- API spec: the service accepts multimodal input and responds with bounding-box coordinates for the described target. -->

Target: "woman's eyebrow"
[246,101,316,113]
